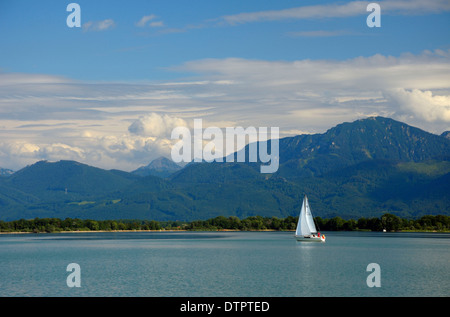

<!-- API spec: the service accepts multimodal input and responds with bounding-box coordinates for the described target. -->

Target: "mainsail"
[295,195,317,236]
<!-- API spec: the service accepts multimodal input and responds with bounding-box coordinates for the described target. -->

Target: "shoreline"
[0,228,274,234]
[0,229,187,234]
[1,229,448,234]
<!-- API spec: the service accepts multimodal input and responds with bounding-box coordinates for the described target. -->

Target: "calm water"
[0,231,449,297]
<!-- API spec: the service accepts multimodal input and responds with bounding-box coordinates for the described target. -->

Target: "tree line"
[0,214,449,233]
[0,218,162,233]
[186,214,450,232]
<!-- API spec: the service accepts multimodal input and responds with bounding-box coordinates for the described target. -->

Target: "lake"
[0,231,449,297]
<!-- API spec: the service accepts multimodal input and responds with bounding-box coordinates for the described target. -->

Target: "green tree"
[85,220,99,231]
[381,213,401,231]
[327,217,345,231]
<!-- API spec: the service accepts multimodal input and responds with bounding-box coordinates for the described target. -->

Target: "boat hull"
[295,235,326,242]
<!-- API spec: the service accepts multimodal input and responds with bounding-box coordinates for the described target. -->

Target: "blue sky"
[2,0,449,80]
[0,0,450,170]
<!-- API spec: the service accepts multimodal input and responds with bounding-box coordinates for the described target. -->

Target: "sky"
[0,0,450,171]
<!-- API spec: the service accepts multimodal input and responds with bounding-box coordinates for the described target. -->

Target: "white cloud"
[0,141,86,170]
[82,119,180,171]
[135,14,164,28]
[0,118,180,171]
[384,89,450,122]
[382,0,450,15]
[218,0,450,25]
[220,1,368,25]
[1,49,450,170]
[82,19,116,32]
[136,14,157,27]
[40,143,86,161]
[128,113,188,138]
[287,30,353,37]
[0,73,70,86]
[173,49,450,132]
[149,21,165,28]
[177,50,450,92]
[2,142,40,157]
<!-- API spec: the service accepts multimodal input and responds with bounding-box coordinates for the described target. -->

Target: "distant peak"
[31,160,83,167]
[357,116,398,123]
[151,156,172,163]
[148,156,180,167]
[0,167,14,176]
[131,156,182,177]
[441,131,450,139]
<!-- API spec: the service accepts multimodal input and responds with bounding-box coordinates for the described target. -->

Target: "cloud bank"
[1,49,449,170]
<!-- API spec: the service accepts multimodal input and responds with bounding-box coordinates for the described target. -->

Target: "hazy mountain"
[0,168,14,177]
[132,156,182,178]
[0,117,448,221]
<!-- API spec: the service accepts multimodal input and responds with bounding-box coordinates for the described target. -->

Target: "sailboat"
[295,195,326,242]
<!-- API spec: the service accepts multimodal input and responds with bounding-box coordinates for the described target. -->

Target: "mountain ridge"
[276,116,450,176]
[0,116,449,221]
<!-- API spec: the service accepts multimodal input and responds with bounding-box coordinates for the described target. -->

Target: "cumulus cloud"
[40,143,86,161]
[128,113,188,138]
[1,142,40,158]
[170,49,450,132]
[384,89,450,122]
[1,49,450,170]
[0,141,86,170]
[65,113,188,170]
[0,116,181,171]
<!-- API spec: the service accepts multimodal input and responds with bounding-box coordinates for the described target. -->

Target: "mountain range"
[0,116,449,222]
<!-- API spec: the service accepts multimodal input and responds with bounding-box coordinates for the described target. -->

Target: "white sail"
[295,195,317,236]
[295,195,325,242]
[304,196,317,234]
